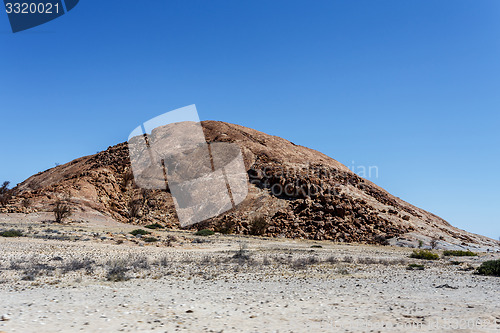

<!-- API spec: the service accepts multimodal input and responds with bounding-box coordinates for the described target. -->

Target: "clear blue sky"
[1,0,499,239]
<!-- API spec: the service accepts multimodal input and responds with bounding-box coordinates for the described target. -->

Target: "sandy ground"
[0,213,499,332]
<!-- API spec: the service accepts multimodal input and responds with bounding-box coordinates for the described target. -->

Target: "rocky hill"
[3,121,498,250]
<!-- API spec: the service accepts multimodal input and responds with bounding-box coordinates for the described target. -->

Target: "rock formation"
[2,121,498,249]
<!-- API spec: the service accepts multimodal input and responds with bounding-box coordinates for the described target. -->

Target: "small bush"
[476,259,500,276]
[21,261,55,281]
[194,229,215,236]
[144,223,163,230]
[128,199,142,219]
[343,256,354,263]
[127,254,150,270]
[410,250,439,260]
[0,229,23,237]
[192,238,210,244]
[53,200,72,223]
[215,219,236,234]
[155,256,169,267]
[292,256,319,269]
[106,259,130,282]
[407,263,425,270]
[311,245,323,248]
[443,250,477,257]
[143,237,158,243]
[430,236,439,249]
[62,258,95,274]
[249,216,268,236]
[374,234,389,245]
[130,229,151,236]
[233,242,251,261]
[326,256,339,264]
[358,257,378,265]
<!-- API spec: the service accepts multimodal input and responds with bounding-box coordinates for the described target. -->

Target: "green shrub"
[0,229,23,237]
[130,229,151,236]
[476,259,500,276]
[407,263,425,270]
[144,223,163,230]
[143,237,158,243]
[311,245,323,248]
[409,250,439,260]
[194,229,215,236]
[443,250,477,257]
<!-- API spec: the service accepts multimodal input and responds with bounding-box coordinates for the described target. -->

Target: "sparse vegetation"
[215,218,236,234]
[443,250,477,257]
[374,234,389,245]
[343,255,354,263]
[128,199,142,219]
[22,262,55,281]
[475,259,500,277]
[0,229,23,237]
[410,250,439,260]
[155,255,169,267]
[292,256,319,269]
[130,229,151,236]
[62,258,95,274]
[106,259,129,282]
[0,181,12,207]
[326,256,339,264]
[53,200,72,223]
[144,223,163,230]
[143,237,159,243]
[407,263,425,270]
[194,229,215,236]
[248,216,268,236]
[358,257,378,265]
[430,236,439,250]
[128,254,150,270]
[233,242,251,261]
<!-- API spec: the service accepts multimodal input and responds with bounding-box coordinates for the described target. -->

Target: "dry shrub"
[0,181,12,207]
[215,218,236,234]
[249,216,268,235]
[128,199,142,219]
[53,200,72,223]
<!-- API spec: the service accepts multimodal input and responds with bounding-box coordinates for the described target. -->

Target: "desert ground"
[0,213,499,333]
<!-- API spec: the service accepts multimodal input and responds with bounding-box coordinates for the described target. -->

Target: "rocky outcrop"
[2,121,498,249]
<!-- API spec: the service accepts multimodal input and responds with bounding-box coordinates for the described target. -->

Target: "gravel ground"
[0,214,499,332]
